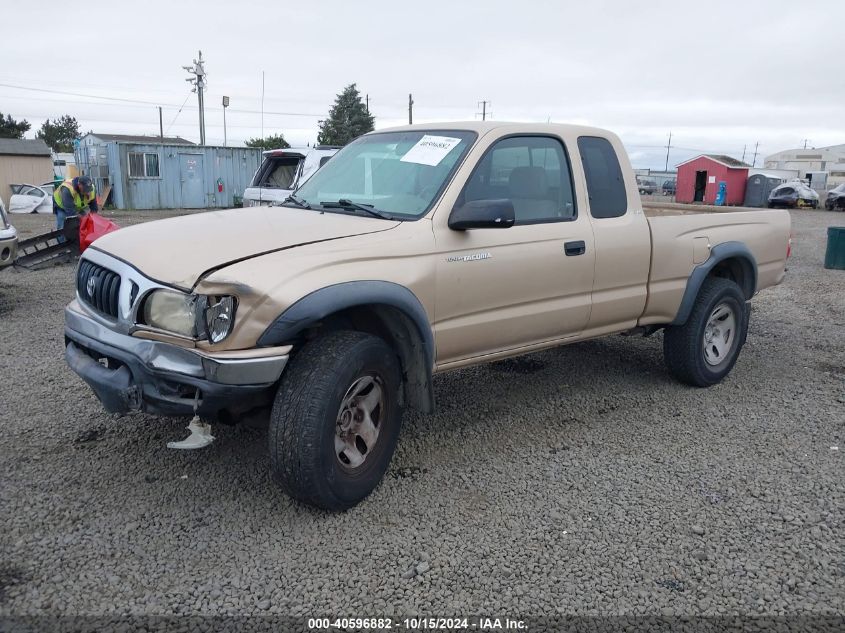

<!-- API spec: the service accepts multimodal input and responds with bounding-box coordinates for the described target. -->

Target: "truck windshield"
[293,130,477,218]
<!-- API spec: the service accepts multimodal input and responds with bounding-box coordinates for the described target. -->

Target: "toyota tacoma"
[64,122,792,510]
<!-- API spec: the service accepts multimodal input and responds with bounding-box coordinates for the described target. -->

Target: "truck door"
[433,135,595,367]
[576,136,651,333]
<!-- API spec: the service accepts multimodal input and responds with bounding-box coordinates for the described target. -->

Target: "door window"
[460,136,576,224]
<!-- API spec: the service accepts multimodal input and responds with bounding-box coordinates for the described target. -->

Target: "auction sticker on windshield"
[400,135,463,166]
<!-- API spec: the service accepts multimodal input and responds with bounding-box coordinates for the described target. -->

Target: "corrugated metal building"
[75,132,196,203]
[676,154,750,205]
[107,143,262,209]
[76,137,263,209]
[0,138,53,210]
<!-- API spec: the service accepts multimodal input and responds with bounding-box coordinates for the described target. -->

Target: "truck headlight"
[202,295,236,343]
[142,291,236,342]
[142,290,199,337]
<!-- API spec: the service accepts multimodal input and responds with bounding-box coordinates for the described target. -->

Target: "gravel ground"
[0,209,843,620]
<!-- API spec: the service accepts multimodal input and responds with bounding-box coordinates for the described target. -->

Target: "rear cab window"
[577,136,628,218]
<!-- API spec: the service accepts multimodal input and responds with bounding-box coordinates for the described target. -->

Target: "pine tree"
[37,115,80,152]
[317,84,374,146]
[0,112,31,139]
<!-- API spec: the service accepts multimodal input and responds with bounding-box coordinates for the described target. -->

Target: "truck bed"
[639,201,791,325]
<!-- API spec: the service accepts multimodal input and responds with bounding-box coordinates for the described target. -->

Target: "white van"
[242,146,339,207]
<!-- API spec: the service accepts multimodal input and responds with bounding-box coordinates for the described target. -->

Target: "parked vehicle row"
[635,179,676,196]
[63,121,791,510]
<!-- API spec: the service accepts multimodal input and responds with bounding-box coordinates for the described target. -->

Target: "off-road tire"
[663,278,748,387]
[269,330,403,511]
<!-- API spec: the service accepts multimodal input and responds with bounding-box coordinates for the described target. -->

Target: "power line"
[164,93,191,135]
[0,82,325,117]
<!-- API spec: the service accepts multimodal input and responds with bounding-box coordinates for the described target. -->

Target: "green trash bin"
[824,226,845,270]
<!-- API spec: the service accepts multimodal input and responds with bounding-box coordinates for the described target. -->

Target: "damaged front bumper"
[65,303,289,420]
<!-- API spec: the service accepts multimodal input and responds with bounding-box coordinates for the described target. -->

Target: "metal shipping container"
[107,142,262,210]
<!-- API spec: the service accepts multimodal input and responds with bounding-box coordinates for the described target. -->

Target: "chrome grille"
[77,260,121,318]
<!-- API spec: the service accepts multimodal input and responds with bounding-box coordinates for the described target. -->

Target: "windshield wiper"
[280,194,312,209]
[320,199,395,220]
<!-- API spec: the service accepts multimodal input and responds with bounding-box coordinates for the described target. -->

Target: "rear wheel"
[663,278,748,387]
[269,330,403,510]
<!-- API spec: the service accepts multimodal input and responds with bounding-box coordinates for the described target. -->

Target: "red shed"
[676,154,750,205]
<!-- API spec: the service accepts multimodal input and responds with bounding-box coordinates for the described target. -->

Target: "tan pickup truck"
[64,122,791,509]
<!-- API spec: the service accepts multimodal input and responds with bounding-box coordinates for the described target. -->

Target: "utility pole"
[477,100,490,121]
[222,96,230,147]
[158,106,163,142]
[802,139,809,149]
[664,131,673,172]
[408,93,413,125]
[261,71,265,139]
[365,94,369,115]
[751,141,759,168]
[182,51,207,145]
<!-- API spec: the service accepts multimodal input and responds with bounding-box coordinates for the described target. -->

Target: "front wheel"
[663,278,748,387]
[269,331,403,510]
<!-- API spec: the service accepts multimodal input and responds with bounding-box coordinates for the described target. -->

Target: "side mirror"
[449,199,515,230]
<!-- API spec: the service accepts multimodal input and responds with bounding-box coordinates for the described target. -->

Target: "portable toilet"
[744,173,784,207]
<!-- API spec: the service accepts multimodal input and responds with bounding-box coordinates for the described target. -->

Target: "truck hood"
[91,206,400,289]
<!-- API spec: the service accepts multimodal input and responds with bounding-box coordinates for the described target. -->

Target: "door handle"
[564,240,586,256]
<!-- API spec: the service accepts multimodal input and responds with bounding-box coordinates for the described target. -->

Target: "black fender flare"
[671,241,757,326]
[257,281,435,411]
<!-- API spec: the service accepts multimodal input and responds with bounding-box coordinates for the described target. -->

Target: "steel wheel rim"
[334,374,385,471]
[702,302,738,367]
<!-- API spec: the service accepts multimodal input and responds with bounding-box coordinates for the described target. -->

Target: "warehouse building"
[676,154,750,205]
[0,138,53,211]
[763,145,845,191]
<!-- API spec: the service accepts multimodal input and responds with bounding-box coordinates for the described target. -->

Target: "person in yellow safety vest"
[53,176,98,242]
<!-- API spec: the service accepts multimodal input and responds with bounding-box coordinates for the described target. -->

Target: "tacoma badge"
[446,252,492,263]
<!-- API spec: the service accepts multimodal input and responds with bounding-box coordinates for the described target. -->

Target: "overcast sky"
[2,0,842,169]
